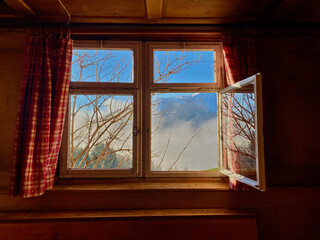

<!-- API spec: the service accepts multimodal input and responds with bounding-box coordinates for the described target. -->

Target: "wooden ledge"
[52,180,230,192]
[0,209,255,222]
[0,179,230,194]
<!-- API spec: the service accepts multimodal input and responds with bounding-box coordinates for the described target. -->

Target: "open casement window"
[60,41,142,178]
[59,40,265,189]
[218,73,266,191]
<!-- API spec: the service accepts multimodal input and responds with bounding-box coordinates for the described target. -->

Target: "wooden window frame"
[218,74,266,191]
[143,42,223,178]
[59,41,142,178]
[60,40,224,179]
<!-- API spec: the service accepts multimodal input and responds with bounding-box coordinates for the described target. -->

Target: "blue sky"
[72,49,215,98]
[71,50,133,83]
[72,49,215,83]
[154,50,215,84]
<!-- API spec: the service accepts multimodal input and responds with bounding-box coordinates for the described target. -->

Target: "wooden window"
[60,41,141,178]
[144,42,223,178]
[218,74,266,191]
[59,40,265,191]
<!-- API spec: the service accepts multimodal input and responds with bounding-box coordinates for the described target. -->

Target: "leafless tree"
[221,88,256,170]
[70,49,205,170]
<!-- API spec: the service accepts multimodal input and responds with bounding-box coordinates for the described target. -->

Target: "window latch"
[133,127,139,136]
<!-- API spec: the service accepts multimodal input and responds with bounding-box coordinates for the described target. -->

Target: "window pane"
[151,93,218,171]
[221,83,257,181]
[71,49,133,83]
[69,94,133,169]
[154,50,215,83]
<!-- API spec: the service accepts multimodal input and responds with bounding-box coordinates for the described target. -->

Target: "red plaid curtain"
[9,36,73,198]
[222,29,257,190]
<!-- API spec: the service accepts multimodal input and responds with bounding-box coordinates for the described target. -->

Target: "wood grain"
[146,0,163,19]
[0,217,258,240]
[271,0,304,17]
[3,0,36,16]
[0,209,256,221]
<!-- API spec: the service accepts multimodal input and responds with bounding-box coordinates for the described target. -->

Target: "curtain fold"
[9,35,73,198]
[222,28,257,190]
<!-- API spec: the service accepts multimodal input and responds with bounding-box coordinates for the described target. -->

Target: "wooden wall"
[256,30,320,186]
[0,29,319,240]
[0,31,26,187]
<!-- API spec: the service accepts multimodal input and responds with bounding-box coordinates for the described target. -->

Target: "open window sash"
[218,73,266,191]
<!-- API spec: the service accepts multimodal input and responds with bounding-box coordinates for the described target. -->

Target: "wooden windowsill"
[0,178,230,194]
[52,178,230,192]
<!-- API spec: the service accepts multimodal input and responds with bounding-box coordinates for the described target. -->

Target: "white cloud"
[151,117,218,171]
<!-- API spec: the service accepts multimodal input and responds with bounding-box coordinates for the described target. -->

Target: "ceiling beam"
[4,0,36,17]
[35,15,264,24]
[146,0,163,19]
[271,0,304,18]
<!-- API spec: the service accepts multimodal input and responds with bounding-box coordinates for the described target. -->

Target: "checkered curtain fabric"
[222,29,257,191]
[9,36,73,198]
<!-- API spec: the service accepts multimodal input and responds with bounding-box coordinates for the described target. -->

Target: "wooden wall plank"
[271,0,304,18]
[0,187,319,211]
[3,0,36,17]
[0,209,256,221]
[0,218,258,240]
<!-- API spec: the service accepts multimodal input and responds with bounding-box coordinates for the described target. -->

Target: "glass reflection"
[221,83,257,181]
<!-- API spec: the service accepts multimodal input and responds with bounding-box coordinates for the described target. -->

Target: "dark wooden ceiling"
[0,0,319,25]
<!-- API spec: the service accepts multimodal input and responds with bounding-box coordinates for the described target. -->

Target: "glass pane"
[71,49,133,83]
[151,92,218,171]
[221,83,257,181]
[69,94,133,169]
[154,50,215,83]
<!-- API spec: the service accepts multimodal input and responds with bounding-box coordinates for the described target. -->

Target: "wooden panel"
[25,0,64,15]
[255,33,320,184]
[0,1,19,16]
[0,187,320,211]
[276,208,320,240]
[0,217,258,240]
[0,32,26,174]
[0,209,256,221]
[286,0,320,19]
[3,0,36,16]
[26,0,146,17]
[0,30,26,49]
[162,0,274,18]
[271,0,304,17]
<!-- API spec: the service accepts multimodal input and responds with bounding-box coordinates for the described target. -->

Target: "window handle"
[133,127,140,136]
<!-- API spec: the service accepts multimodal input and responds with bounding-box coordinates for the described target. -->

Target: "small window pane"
[69,94,133,169]
[72,49,133,83]
[154,50,215,83]
[151,92,218,171]
[221,83,257,181]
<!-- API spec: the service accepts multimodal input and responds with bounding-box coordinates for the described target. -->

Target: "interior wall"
[256,30,320,186]
[0,29,319,240]
[0,31,26,186]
